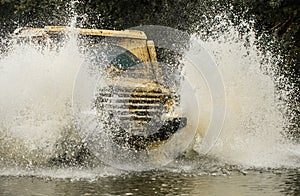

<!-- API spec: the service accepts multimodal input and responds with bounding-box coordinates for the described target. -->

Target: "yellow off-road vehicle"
[13,26,187,150]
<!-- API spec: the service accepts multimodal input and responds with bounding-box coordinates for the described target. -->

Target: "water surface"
[1,168,299,195]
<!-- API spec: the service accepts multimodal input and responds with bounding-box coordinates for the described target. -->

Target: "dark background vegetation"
[0,0,299,138]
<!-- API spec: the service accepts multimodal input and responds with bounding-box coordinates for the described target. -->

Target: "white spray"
[0,34,82,165]
[191,26,300,169]
[0,22,298,171]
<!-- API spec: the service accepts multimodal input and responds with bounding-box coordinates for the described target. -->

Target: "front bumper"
[113,117,187,150]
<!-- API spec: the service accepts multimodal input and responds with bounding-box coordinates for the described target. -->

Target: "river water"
[0,166,299,195]
[0,13,299,195]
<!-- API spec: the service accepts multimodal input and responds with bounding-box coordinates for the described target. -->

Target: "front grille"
[95,86,173,133]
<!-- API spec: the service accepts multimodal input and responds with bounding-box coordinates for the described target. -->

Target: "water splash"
[191,26,300,169]
[0,18,298,177]
[0,33,82,166]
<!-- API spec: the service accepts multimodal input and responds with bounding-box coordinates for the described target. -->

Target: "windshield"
[108,45,141,69]
[85,42,156,81]
[87,43,140,69]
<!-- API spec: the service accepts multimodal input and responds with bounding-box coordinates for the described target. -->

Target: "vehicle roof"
[13,26,148,40]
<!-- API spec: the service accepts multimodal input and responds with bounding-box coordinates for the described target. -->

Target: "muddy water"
[0,169,299,195]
